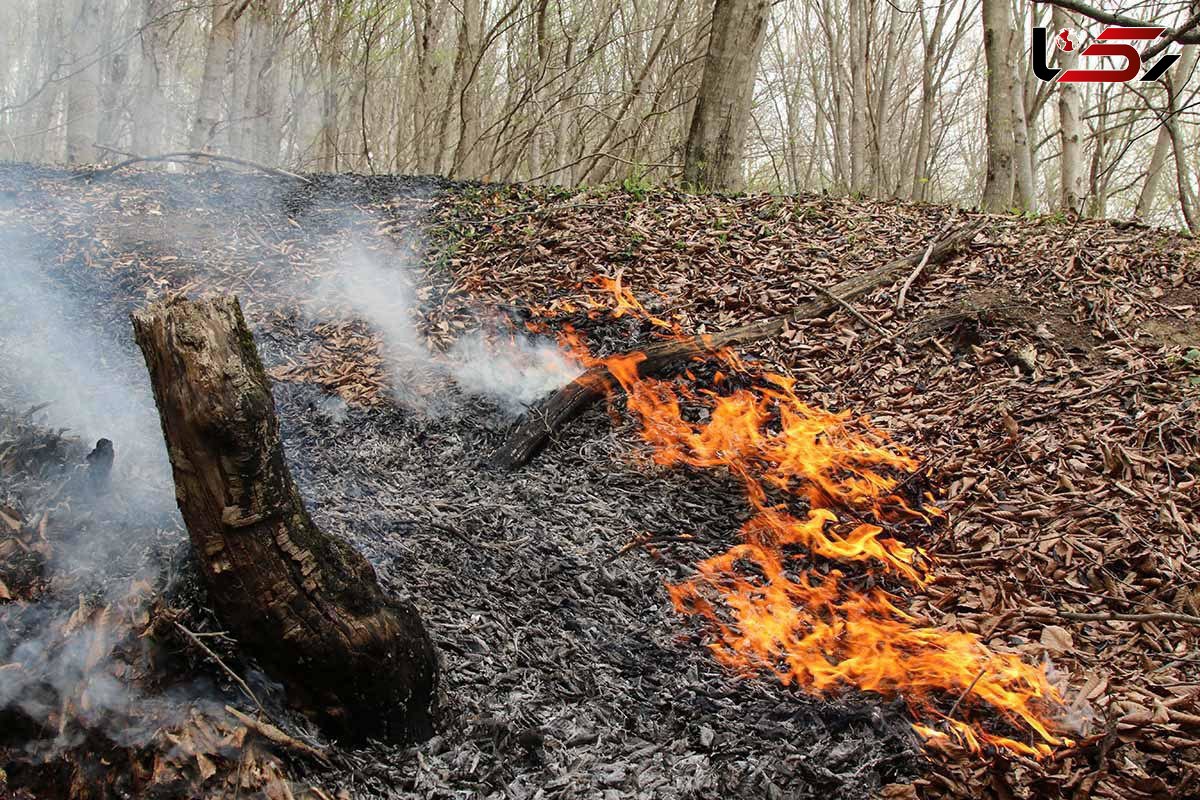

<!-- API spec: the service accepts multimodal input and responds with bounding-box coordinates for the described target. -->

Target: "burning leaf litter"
[1,165,1198,798]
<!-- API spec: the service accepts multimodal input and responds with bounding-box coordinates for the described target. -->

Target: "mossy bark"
[132,295,437,742]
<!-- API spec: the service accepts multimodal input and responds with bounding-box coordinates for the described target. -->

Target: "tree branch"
[1033,1,1200,47]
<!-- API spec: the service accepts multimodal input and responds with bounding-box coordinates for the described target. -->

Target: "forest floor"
[1,164,1198,799]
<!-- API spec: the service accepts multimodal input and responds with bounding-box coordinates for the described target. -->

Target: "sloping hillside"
[1,164,1197,799]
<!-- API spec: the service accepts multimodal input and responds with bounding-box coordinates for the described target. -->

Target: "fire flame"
[552,277,1067,758]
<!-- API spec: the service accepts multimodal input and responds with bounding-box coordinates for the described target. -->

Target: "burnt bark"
[492,222,982,470]
[131,295,437,743]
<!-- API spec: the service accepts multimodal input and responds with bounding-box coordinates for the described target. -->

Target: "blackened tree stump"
[132,295,438,742]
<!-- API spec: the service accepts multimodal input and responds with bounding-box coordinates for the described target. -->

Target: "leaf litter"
[0,164,1197,799]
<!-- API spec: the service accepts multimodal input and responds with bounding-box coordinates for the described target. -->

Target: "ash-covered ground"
[0,164,921,799]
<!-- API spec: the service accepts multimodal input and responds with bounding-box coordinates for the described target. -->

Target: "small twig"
[173,620,265,713]
[897,220,957,313]
[794,277,891,339]
[947,666,989,722]
[225,705,331,764]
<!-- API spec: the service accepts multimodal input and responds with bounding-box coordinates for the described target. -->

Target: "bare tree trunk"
[253,0,284,164]
[131,296,439,742]
[847,0,868,193]
[16,2,61,161]
[1167,91,1199,233]
[133,0,170,155]
[682,0,771,191]
[1053,6,1084,213]
[190,1,252,151]
[1011,58,1036,211]
[579,0,682,185]
[1137,42,1198,222]
[869,1,904,197]
[911,2,948,202]
[980,0,1014,212]
[553,31,577,184]
[97,3,128,151]
[64,0,103,164]
[451,0,484,179]
[1086,86,1109,218]
[1137,126,1172,219]
[410,0,446,173]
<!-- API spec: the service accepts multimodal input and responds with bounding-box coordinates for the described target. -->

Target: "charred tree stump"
[492,222,982,470]
[132,295,438,742]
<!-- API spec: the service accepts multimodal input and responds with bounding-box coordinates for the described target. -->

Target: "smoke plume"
[307,214,582,416]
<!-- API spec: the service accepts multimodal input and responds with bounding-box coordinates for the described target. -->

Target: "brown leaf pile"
[425,187,1200,799]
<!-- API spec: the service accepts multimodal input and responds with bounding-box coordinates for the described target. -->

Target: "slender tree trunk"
[579,0,682,185]
[553,32,576,184]
[1011,64,1035,211]
[682,0,772,191]
[1137,126,1172,219]
[133,0,170,155]
[451,0,484,179]
[190,1,252,151]
[252,0,284,164]
[64,0,103,164]
[870,2,902,197]
[132,296,439,743]
[526,0,552,179]
[847,0,868,193]
[911,21,938,202]
[96,3,128,151]
[1137,42,1198,222]
[1170,120,1198,232]
[980,0,1015,212]
[411,0,446,173]
[18,2,60,161]
[1087,87,1109,218]
[1053,6,1084,213]
[1165,44,1200,232]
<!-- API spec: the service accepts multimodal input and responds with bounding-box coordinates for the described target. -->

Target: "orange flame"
[556,277,1068,757]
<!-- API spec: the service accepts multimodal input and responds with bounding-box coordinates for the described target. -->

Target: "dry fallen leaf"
[1040,624,1075,654]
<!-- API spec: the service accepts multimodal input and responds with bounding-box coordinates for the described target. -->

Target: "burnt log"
[492,222,983,470]
[131,295,437,742]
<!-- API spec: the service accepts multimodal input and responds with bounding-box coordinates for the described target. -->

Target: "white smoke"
[0,213,181,737]
[447,331,583,414]
[306,215,582,416]
[0,231,176,528]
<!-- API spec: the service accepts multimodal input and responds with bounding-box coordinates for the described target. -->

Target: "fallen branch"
[896,222,953,313]
[793,277,891,338]
[492,221,983,469]
[78,150,312,184]
[1026,608,1200,628]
